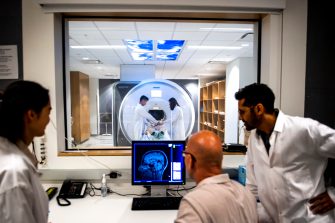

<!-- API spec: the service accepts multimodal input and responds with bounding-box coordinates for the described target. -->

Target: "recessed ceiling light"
[196,73,218,77]
[200,28,253,32]
[241,43,250,47]
[81,59,102,64]
[209,58,234,63]
[188,46,242,50]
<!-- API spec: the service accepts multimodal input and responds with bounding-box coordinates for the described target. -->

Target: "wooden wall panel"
[70,71,90,143]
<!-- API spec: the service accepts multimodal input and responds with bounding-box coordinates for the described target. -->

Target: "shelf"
[200,80,226,142]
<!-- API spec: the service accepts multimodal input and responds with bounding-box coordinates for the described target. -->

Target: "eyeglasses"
[182,151,196,162]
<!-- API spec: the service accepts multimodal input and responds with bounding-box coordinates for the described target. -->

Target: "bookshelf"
[200,80,225,142]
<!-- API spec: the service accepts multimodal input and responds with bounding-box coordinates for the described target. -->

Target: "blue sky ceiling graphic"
[124,40,185,61]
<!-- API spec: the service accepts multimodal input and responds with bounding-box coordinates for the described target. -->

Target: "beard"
[244,122,256,131]
[243,111,261,131]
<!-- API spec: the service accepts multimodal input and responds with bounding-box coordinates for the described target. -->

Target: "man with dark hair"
[133,95,158,140]
[140,95,149,101]
[235,83,335,222]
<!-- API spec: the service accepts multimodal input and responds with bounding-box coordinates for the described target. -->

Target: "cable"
[86,182,97,197]
[166,186,196,191]
[108,188,150,197]
[86,182,149,197]
[50,119,113,171]
[176,185,182,197]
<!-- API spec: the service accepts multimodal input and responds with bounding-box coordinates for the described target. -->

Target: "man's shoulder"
[282,112,317,125]
[183,178,235,201]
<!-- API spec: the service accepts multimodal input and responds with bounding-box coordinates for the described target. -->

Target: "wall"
[225,58,257,143]
[260,14,283,109]
[22,0,307,171]
[89,78,99,135]
[280,0,307,116]
[0,1,23,90]
[260,0,307,116]
[22,1,131,170]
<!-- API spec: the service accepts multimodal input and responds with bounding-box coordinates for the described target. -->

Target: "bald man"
[175,130,257,223]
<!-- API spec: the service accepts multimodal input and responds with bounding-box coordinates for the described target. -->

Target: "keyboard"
[131,196,183,210]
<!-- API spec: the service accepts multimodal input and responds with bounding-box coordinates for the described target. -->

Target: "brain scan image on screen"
[138,150,168,181]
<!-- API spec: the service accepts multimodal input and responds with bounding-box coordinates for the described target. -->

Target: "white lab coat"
[0,136,49,223]
[167,106,185,140]
[133,103,157,140]
[246,111,335,223]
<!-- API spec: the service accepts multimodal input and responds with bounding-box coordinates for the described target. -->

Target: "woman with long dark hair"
[0,80,51,223]
[167,97,185,140]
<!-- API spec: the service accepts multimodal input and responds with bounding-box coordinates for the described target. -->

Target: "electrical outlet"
[39,136,47,166]
[109,171,122,178]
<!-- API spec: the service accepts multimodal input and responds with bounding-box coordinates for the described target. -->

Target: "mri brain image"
[138,150,168,180]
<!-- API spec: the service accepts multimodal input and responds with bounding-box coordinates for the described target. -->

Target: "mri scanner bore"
[118,79,195,143]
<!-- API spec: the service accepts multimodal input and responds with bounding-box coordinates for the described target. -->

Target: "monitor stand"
[149,186,168,197]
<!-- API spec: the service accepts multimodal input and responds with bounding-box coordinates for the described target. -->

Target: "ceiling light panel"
[124,39,185,61]
[206,32,244,41]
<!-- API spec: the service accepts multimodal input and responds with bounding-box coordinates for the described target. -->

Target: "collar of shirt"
[256,109,282,135]
[16,140,39,170]
[197,174,231,187]
[256,109,281,154]
[273,110,284,133]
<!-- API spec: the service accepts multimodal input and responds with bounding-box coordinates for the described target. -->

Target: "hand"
[309,191,335,215]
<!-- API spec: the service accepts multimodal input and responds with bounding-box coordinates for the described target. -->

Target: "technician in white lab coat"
[0,81,51,223]
[235,83,335,223]
[167,97,185,140]
[133,95,158,140]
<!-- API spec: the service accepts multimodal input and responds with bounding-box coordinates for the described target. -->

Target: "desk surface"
[45,184,178,223]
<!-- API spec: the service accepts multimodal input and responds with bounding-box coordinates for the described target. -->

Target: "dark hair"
[0,80,49,143]
[235,83,275,113]
[139,95,149,102]
[169,97,180,110]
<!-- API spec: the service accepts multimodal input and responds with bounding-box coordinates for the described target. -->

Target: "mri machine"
[113,79,195,145]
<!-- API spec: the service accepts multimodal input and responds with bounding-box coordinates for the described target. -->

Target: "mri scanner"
[113,79,195,145]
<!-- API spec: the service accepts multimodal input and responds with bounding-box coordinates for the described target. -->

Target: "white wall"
[261,14,283,109]
[120,64,155,81]
[281,0,307,116]
[225,60,240,143]
[22,0,307,170]
[261,0,307,116]
[89,78,99,135]
[225,58,257,143]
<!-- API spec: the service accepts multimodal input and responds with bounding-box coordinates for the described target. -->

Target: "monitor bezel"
[131,140,186,186]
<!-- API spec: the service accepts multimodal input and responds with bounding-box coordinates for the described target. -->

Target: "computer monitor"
[132,140,186,188]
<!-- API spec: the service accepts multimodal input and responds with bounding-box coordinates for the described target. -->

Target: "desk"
[45,184,178,223]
